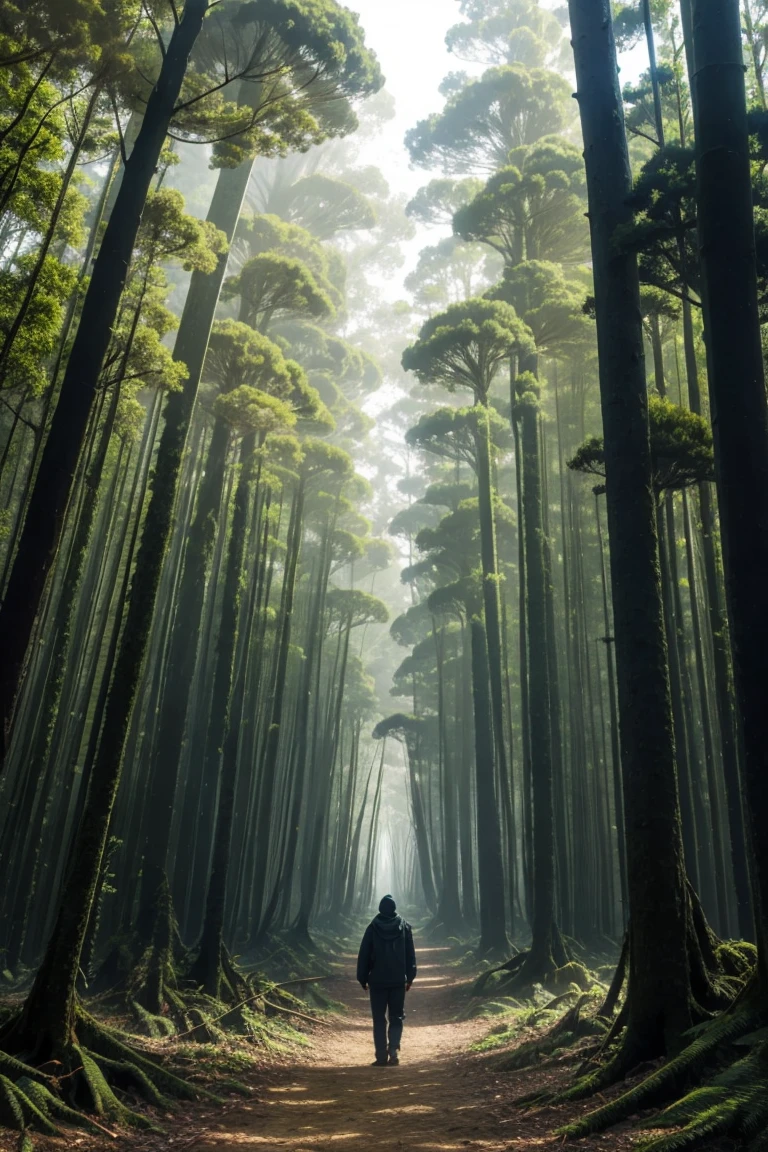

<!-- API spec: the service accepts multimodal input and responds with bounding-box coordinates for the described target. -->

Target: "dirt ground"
[1,942,646,1152]
[185,944,638,1152]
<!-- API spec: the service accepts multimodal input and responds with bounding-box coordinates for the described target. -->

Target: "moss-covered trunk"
[138,156,256,934]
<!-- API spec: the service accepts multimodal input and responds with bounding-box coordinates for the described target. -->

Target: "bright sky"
[348,0,647,201]
[349,0,464,197]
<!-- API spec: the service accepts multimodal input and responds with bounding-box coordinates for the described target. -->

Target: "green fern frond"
[557,1006,759,1135]
[654,1085,729,1125]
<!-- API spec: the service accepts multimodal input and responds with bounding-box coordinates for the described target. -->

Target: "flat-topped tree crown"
[406,178,484,226]
[568,395,715,496]
[225,252,335,332]
[446,0,566,69]
[488,261,590,357]
[278,173,377,238]
[203,319,296,396]
[405,64,572,174]
[214,384,297,437]
[405,404,511,469]
[325,588,390,630]
[173,0,385,167]
[454,137,587,264]
[402,297,534,402]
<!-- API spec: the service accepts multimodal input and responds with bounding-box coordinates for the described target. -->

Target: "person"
[356,894,417,1066]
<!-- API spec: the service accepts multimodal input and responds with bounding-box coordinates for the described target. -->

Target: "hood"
[372,913,404,939]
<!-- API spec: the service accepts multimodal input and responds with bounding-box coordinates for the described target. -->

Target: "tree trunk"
[568,0,693,1061]
[470,617,507,954]
[516,393,555,974]
[687,0,768,978]
[191,432,256,997]
[137,154,257,933]
[0,0,209,769]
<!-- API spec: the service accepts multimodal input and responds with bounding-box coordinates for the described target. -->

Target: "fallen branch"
[269,975,330,990]
[261,998,332,1027]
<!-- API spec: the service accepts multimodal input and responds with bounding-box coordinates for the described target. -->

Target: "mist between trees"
[0,0,767,1148]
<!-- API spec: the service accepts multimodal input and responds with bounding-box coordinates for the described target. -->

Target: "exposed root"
[0,1075,58,1137]
[557,1004,763,1136]
[499,956,592,997]
[77,1010,205,1100]
[638,1042,768,1151]
[498,993,607,1072]
[0,1003,203,1149]
[72,1045,155,1128]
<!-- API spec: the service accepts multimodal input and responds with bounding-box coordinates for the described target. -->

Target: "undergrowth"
[0,931,337,1150]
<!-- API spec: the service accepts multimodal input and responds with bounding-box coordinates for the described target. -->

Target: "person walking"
[356,894,417,1066]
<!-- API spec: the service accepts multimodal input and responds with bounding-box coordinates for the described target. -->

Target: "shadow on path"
[191,944,507,1151]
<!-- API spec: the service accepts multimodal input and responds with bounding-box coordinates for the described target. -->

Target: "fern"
[556,1005,760,1136]
[637,1048,768,1151]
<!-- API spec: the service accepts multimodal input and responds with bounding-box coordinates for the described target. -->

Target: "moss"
[552,963,593,992]
[557,1005,761,1136]
[75,1046,155,1128]
[637,1044,768,1151]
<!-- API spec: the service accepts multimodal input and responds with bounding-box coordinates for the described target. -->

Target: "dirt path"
[190,944,510,1152]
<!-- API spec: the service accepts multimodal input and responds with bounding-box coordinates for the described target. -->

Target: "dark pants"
[369,984,406,1059]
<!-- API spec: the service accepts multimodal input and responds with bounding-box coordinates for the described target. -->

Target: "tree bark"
[568,0,693,1060]
[0,0,209,771]
[687,0,768,979]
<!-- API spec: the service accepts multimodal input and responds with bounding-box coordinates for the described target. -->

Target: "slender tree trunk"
[191,432,256,996]
[516,392,555,972]
[470,617,507,953]
[137,153,257,932]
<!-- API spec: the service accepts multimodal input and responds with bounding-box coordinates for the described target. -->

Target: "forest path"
[189,944,512,1152]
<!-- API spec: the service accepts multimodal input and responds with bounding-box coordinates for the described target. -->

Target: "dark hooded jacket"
[357,911,417,988]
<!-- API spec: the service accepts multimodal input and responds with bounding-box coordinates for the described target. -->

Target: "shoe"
[388,1053,399,1065]
[371,1057,388,1066]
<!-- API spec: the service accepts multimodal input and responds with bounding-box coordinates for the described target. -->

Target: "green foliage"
[639,1047,768,1151]
[372,712,421,741]
[445,0,567,68]
[405,64,572,173]
[214,385,297,437]
[405,237,503,312]
[454,137,587,263]
[619,147,699,300]
[325,587,389,629]
[489,261,590,354]
[405,405,510,469]
[568,396,714,494]
[204,320,295,396]
[131,0,384,168]
[226,253,335,333]
[277,173,376,238]
[402,297,534,399]
[139,188,226,273]
[238,212,343,308]
[406,177,484,226]
[0,255,77,394]
[558,1006,760,1135]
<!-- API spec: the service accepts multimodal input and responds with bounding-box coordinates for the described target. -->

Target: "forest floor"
[4,943,701,1152]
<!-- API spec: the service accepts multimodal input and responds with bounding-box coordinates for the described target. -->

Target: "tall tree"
[566,0,705,1071]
